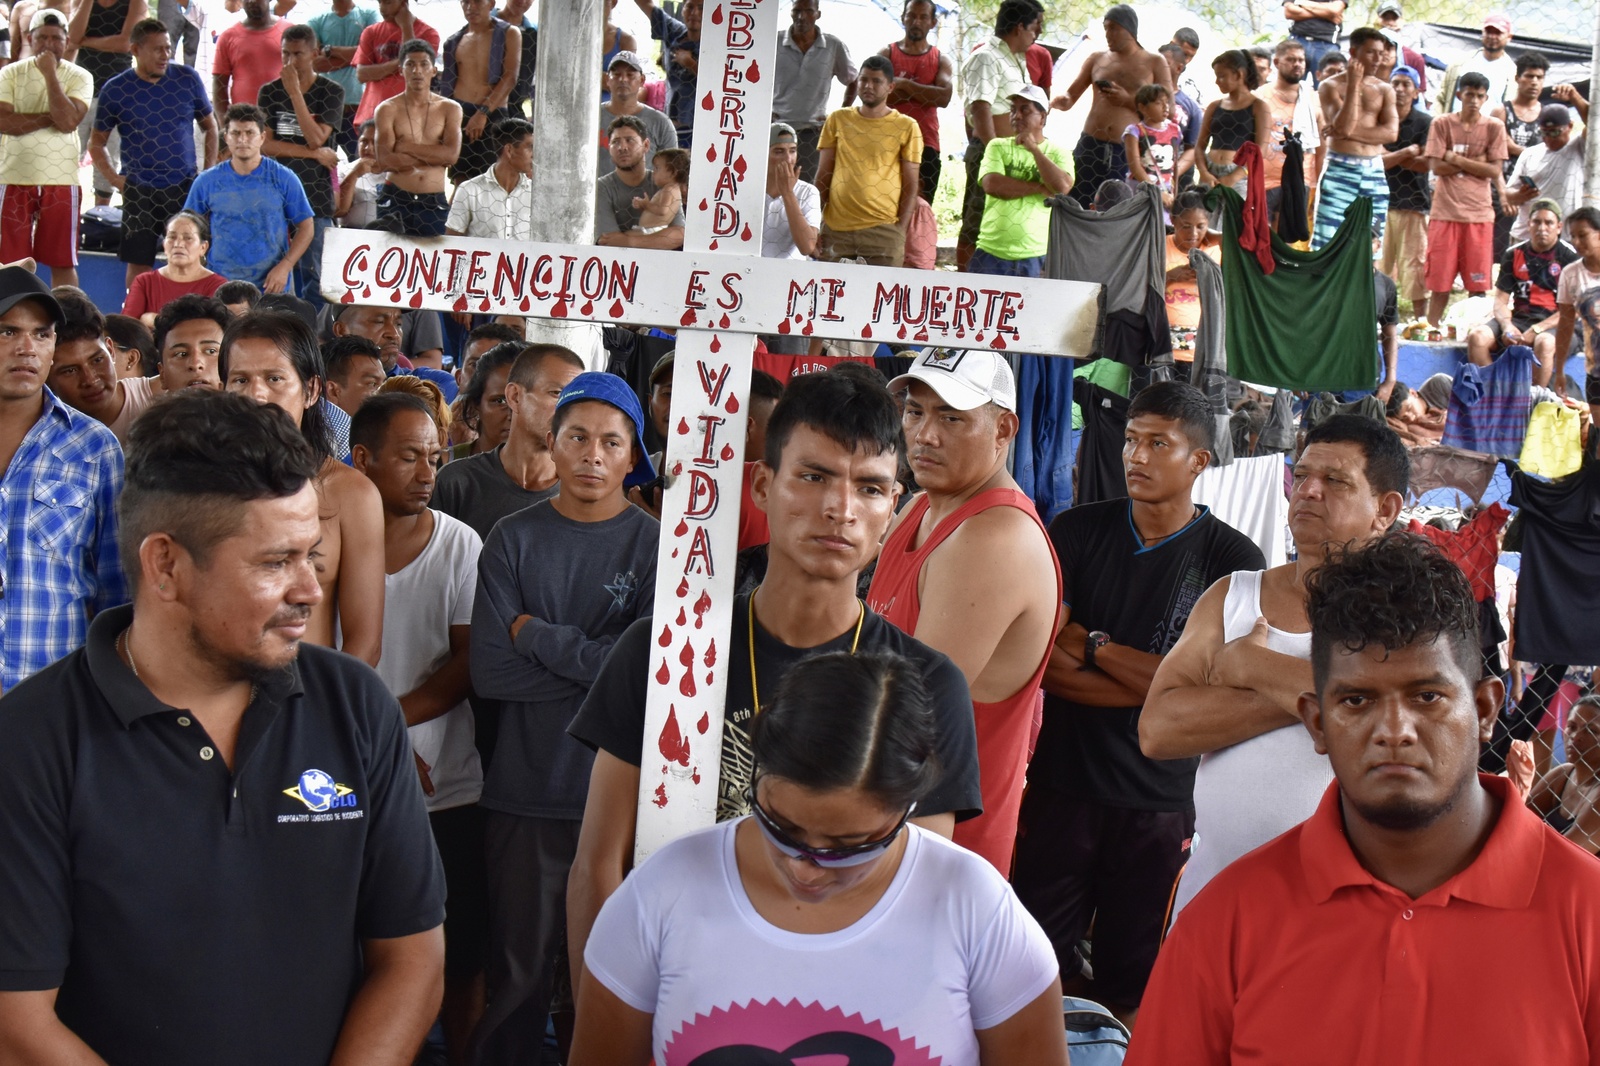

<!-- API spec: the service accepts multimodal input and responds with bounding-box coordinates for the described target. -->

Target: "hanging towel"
[1277,130,1310,244]
[1232,141,1275,274]
[1208,185,1379,393]
[1520,400,1582,479]
[1511,462,1600,665]
[1074,380,1132,505]
[1408,445,1500,504]
[1408,502,1511,602]
[1189,246,1227,377]
[1441,344,1533,459]
[1191,452,1289,567]
[1047,183,1172,367]
[1013,354,1076,522]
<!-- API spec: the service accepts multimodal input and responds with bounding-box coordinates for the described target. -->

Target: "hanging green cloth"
[1207,185,1378,393]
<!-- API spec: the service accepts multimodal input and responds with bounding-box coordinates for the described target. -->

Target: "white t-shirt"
[1556,257,1600,308]
[586,820,1057,1065]
[762,180,821,259]
[1509,133,1587,243]
[108,374,158,447]
[375,510,484,811]
[1171,569,1326,920]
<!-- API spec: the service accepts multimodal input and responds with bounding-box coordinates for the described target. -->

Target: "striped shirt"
[0,389,128,694]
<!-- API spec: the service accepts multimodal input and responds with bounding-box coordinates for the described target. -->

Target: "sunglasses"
[747,787,914,867]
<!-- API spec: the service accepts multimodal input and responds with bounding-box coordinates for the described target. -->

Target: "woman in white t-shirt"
[571,651,1067,1066]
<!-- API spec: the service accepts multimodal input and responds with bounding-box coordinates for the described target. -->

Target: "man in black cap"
[0,389,446,1064]
[1051,4,1172,210]
[0,266,126,694]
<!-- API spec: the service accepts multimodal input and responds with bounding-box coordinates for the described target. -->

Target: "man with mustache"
[0,389,446,1065]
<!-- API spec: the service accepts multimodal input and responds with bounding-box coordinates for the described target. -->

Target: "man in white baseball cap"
[867,347,1061,875]
[969,84,1073,281]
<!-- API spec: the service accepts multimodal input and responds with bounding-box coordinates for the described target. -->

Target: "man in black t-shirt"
[1011,382,1262,1027]
[1381,65,1432,316]
[260,24,345,305]
[565,369,982,987]
[1466,199,1579,380]
[0,391,445,1066]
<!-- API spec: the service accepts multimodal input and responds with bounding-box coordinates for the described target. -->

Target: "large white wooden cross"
[322,0,1099,861]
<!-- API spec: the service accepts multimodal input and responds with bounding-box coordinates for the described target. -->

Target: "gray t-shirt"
[595,170,685,238]
[470,499,659,818]
[432,445,558,540]
[598,103,679,177]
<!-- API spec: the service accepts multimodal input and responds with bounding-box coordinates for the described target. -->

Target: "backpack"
[79,205,123,253]
[1064,996,1130,1064]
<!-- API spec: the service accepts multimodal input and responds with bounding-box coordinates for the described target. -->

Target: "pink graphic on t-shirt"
[662,998,940,1064]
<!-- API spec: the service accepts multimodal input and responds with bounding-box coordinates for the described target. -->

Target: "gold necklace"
[748,587,865,717]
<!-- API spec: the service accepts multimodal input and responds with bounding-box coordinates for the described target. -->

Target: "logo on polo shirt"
[283,768,359,812]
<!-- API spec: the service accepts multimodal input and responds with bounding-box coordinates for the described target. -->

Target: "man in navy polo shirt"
[89,18,216,290]
[0,390,446,1065]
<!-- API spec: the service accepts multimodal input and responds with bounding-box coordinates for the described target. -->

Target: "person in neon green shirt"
[973,85,1074,274]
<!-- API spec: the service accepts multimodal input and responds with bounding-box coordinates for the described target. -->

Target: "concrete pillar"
[1586,3,1600,207]
[525,0,606,366]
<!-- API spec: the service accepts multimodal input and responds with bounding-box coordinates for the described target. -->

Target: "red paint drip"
[675,518,688,537]
[580,300,595,316]
[339,290,354,304]
[519,295,532,312]
[746,59,760,81]
[700,90,715,111]
[975,331,985,343]
[992,335,1008,350]
[389,288,402,303]
[720,442,736,461]
[704,639,717,667]
[777,318,791,334]
[698,198,709,211]
[455,297,472,316]
[679,668,697,697]
[679,638,696,668]
[692,768,701,784]
[361,285,372,298]
[675,607,687,626]
[551,298,569,318]
[801,321,814,336]
[740,223,753,241]
[709,335,721,353]
[697,711,710,733]
[676,417,691,435]
[659,705,690,765]
[860,324,873,338]
[732,155,747,179]
[680,308,697,327]
[693,589,713,628]
[726,394,740,413]
[676,576,690,598]
[653,783,669,807]
[897,324,907,339]
[672,461,683,475]
[408,290,423,308]
[658,623,673,647]
[705,144,717,162]
[655,659,671,684]
[609,299,625,317]
[719,313,731,328]
[710,3,722,23]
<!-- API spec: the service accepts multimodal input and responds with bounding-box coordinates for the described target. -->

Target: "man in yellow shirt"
[0,9,91,287]
[815,53,921,267]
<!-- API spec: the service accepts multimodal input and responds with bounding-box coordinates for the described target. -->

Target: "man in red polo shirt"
[1128,533,1600,1064]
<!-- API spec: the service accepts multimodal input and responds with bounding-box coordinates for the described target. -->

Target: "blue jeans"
[294,216,331,309]
[967,249,1045,277]
[1296,35,1339,86]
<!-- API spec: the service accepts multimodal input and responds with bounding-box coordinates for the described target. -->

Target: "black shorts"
[120,180,192,265]
[918,144,941,203]
[374,183,450,238]
[1011,788,1193,1009]
[430,803,490,980]
[1069,133,1129,211]
[451,103,512,183]
[959,136,985,247]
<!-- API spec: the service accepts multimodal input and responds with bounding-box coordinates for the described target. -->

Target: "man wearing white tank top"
[1141,415,1408,918]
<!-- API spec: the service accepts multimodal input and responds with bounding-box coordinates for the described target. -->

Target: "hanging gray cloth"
[1046,182,1172,367]
[1189,247,1227,376]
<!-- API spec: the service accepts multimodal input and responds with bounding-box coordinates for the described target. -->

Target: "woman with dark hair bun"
[570,651,1067,1066]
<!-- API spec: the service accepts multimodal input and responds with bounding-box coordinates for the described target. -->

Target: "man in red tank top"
[866,347,1061,875]
[880,0,952,203]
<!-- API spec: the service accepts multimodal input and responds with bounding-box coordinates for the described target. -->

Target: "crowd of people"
[1,0,1600,1064]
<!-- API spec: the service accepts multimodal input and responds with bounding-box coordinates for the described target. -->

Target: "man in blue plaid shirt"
[0,267,127,693]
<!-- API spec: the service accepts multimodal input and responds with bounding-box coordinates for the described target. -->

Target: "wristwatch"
[1081,631,1110,671]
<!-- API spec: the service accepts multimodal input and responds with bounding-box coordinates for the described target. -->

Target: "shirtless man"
[220,309,385,666]
[373,39,461,237]
[1258,38,1322,221]
[441,0,519,184]
[1140,415,1406,919]
[1051,4,1171,211]
[1312,27,1397,249]
[867,348,1061,875]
